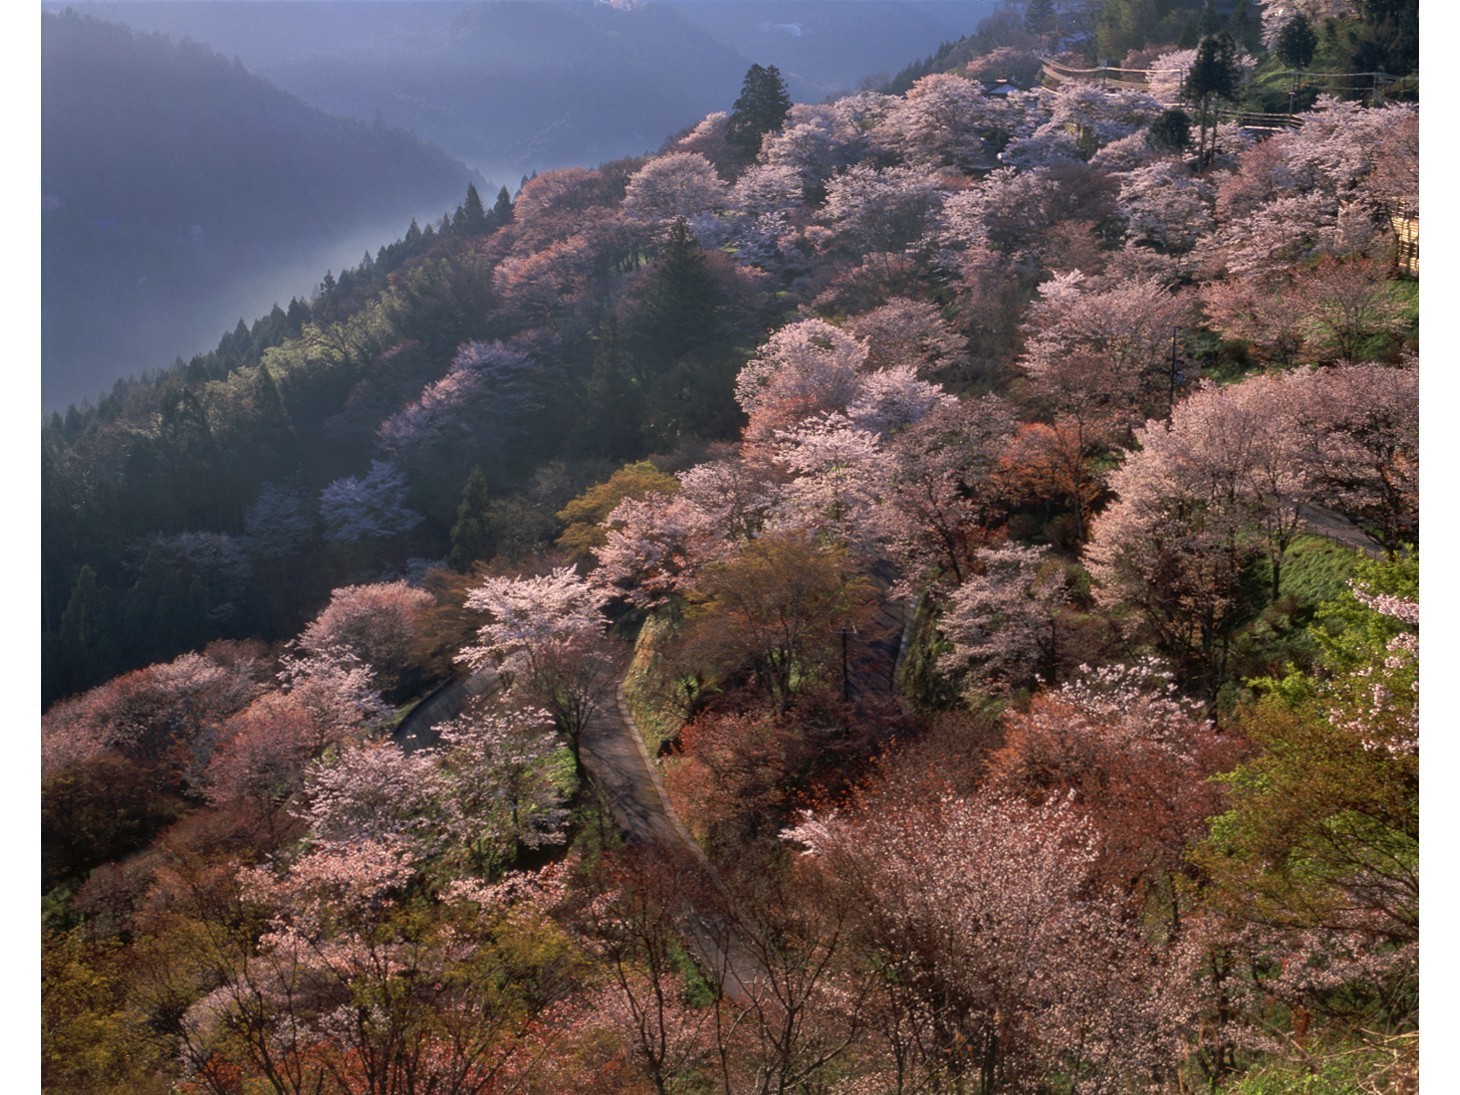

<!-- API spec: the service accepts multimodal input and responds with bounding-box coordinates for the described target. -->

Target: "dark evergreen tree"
[120,550,210,668]
[634,219,721,368]
[578,315,644,460]
[725,63,792,158]
[453,182,489,235]
[1096,0,1157,62]
[492,185,514,225]
[1185,33,1241,169]
[53,565,116,700]
[1198,0,1225,37]
[1150,107,1192,151]
[285,296,311,334]
[449,466,495,571]
[1276,13,1318,70]
[1229,0,1263,52]
[1024,0,1057,38]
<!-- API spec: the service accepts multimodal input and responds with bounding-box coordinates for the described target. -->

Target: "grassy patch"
[622,612,690,755]
[1261,535,1366,609]
[1219,1036,1417,1095]
[897,593,962,713]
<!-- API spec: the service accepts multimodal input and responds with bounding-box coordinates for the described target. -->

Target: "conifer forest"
[42,0,1421,1090]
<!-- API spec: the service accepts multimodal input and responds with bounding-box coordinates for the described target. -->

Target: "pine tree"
[1276,12,1318,70]
[492,185,513,225]
[1198,0,1224,37]
[1177,14,1199,48]
[725,63,792,158]
[453,182,489,235]
[449,467,495,571]
[1185,33,1241,169]
[1025,0,1057,38]
[634,219,721,367]
[54,565,117,698]
[579,315,644,460]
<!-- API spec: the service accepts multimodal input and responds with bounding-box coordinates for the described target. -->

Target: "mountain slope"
[42,9,480,410]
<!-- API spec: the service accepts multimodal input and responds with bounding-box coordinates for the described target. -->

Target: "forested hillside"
[42,9,481,409]
[43,2,1419,1089]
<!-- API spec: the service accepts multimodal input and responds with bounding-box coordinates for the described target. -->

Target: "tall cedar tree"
[725,63,792,159]
[634,219,722,369]
[453,182,489,235]
[1275,13,1318,70]
[449,466,494,571]
[1024,0,1056,38]
[579,315,645,460]
[1185,32,1241,169]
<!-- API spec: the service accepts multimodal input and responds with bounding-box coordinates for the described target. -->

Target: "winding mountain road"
[391,568,912,1003]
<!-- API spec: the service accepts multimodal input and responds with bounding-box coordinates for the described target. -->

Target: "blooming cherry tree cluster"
[937,544,1067,695]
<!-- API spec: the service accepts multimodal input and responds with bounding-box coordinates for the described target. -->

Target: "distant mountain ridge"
[49,0,1002,183]
[42,9,481,410]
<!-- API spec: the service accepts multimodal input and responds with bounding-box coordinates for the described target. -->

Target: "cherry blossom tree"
[871,73,1000,170]
[670,111,736,177]
[432,702,569,876]
[458,567,606,681]
[181,850,578,1095]
[202,690,321,821]
[505,165,628,252]
[758,101,877,197]
[936,167,1065,273]
[937,544,1067,696]
[1285,254,1412,363]
[766,413,895,555]
[1018,270,1194,431]
[1276,359,1419,550]
[734,319,868,447]
[297,580,433,694]
[1084,377,1313,701]
[845,364,958,439]
[728,162,805,217]
[299,741,445,855]
[555,460,682,566]
[491,230,612,327]
[883,395,1019,589]
[592,491,719,612]
[844,297,969,381]
[782,788,1175,1092]
[274,647,392,749]
[622,151,729,227]
[988,661,1243,913]
[1036,82,1164,154]
[1116,156,1218,255]
[42,647,263,782]
[457,567,612,759]
[819,164,945,258]
[674,457,771,549]
[996,128,1085,170]
[1200,270,1310,365]
[318,459,423,545]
